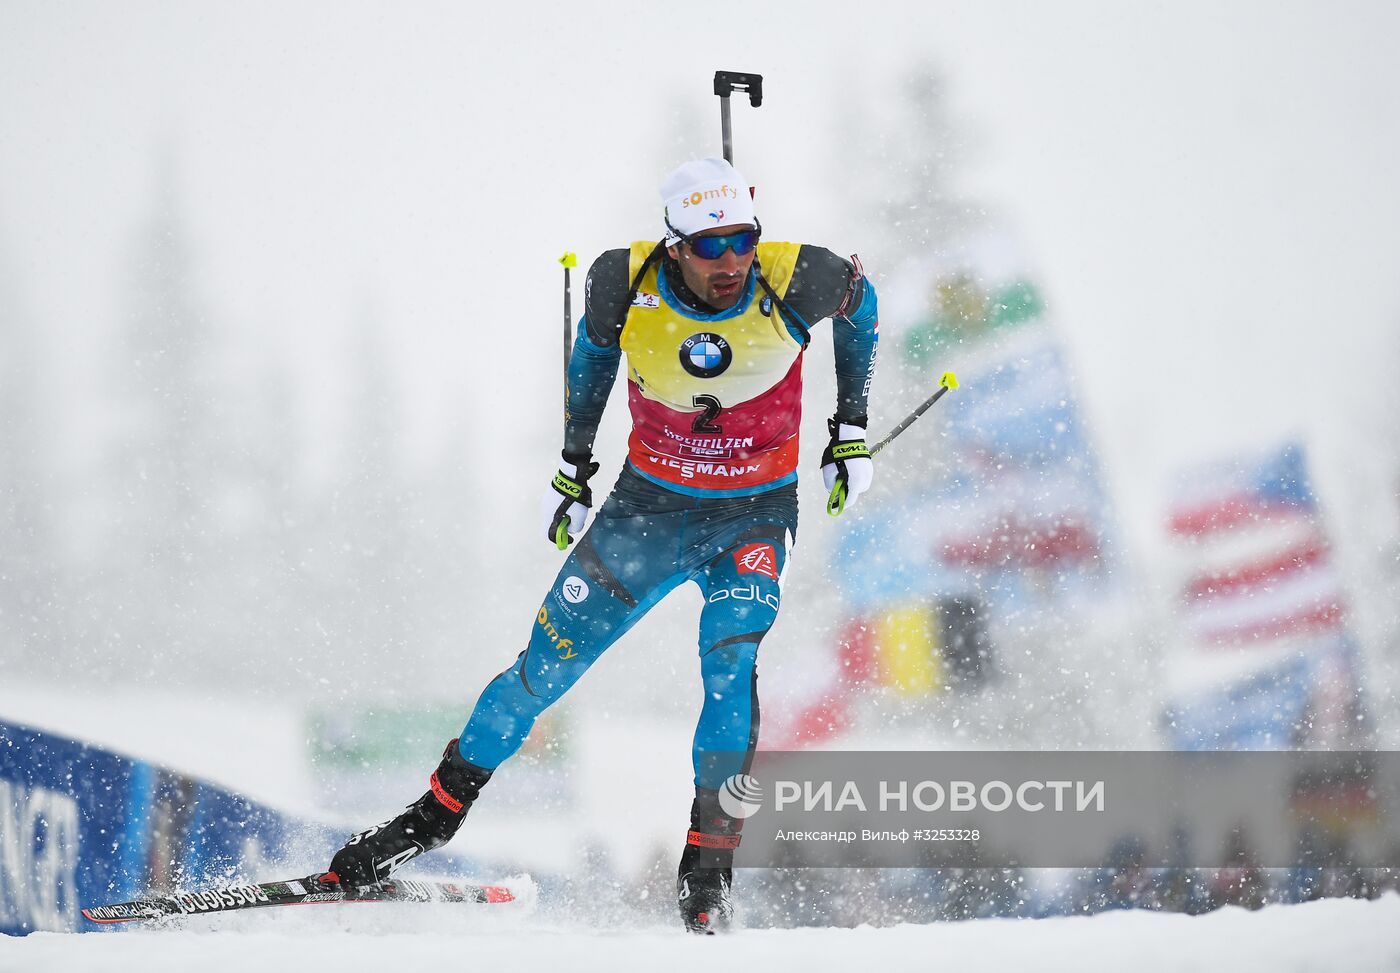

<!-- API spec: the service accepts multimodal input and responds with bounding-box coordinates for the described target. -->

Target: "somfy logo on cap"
[680,186,740,209]
[718,774,764,819]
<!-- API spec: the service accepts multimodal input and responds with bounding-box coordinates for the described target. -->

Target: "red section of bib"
[626,356,804,491]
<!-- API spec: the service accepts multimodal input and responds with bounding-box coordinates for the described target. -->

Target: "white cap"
[660,157,757,245]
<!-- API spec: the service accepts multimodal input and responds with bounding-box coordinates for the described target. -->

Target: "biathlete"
[328,157,880,933]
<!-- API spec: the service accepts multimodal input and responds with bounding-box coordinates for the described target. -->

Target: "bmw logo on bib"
[679,332,733,379]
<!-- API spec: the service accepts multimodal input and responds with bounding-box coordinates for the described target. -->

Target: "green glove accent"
[827,478,848,517]
[552,471,585,500]
[828,441,871,462]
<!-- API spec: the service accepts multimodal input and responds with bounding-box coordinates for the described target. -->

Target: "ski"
[81,872,516,924]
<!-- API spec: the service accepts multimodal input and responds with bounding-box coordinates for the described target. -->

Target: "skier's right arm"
[544,249,629,548]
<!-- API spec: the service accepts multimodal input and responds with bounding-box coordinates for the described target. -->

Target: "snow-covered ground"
[5,895,1397,973]
[7,669,1399,973]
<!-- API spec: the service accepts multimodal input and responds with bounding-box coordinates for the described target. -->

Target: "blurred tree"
[218,362,310,688]
[830,62,986,448]
[840,64,978,277]
[308,299,419,691]
[0,255,58,675]
[102,157,239,681]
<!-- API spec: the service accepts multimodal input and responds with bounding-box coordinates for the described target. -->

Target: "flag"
[1164,443,1363,748]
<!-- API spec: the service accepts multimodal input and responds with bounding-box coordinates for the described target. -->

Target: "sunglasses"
[666,217,762,260]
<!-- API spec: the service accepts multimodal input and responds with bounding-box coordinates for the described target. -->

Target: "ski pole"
[827,371,960,517]
[559,251,576,380]
[553,251,578,550]
[713,71,763,165]
[870,370,960,456]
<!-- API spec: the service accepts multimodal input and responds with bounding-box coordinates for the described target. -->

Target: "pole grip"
[713,71,763,165]
[714,71,763,106]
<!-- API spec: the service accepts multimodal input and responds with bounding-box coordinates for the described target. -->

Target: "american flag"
[1163,444,1363,749]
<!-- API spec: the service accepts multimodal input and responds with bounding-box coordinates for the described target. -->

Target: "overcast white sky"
[4,0,1399,570]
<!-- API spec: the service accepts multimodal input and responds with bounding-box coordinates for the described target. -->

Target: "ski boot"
[327,738,491,892]
[677,788,742,934]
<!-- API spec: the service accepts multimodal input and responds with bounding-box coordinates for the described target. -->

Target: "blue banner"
[0,719,329,936]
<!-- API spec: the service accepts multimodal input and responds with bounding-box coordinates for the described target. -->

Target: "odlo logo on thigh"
[706,585,780,610]
[733,542,778,581]
[537,607,577,660]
